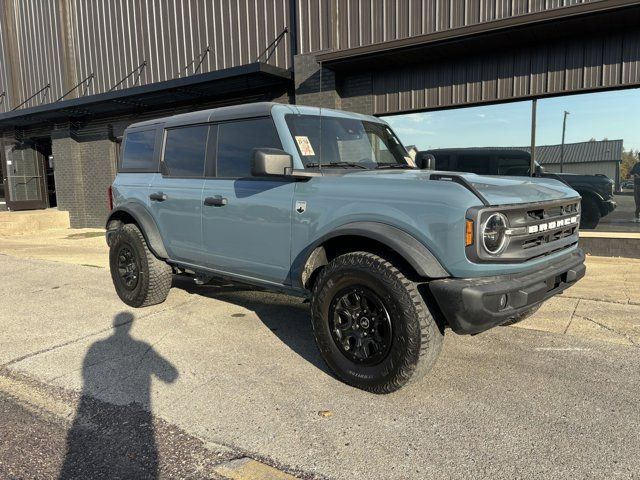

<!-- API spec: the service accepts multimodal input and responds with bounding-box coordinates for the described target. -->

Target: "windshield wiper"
[306,162,368,169]
[375,163,417,170]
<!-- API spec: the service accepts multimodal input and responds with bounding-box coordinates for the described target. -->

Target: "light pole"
[560,110,570,173]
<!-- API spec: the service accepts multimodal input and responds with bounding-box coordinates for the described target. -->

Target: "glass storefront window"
[536,89,640,232]
[384,88,640,233]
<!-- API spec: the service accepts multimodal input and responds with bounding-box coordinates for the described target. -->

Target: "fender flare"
[297,222,450,287]
[106,203,169,259]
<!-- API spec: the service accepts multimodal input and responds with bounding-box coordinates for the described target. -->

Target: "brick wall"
[294,53,341,109]
[293,53,375,115]
[52,127,117,228]
[340,72,374,115]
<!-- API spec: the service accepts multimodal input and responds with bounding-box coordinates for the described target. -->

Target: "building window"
[216,118,281,178]
[163,125,209,177]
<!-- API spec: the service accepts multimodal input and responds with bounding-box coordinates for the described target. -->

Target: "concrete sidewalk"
[1,228,638,346]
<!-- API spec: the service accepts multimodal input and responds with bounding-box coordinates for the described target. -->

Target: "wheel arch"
[106,203,169,259]
[298,222,449,290]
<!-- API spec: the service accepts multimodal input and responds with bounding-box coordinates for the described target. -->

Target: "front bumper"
[429,249,586,335]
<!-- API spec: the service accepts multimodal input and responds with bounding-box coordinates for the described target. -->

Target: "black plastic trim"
[105,203,169,259]
[429,173,490,206]
[295,222,450,289]
[429,249,586,335]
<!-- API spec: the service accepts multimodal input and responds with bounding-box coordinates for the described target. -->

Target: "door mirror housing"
[252,148,294,177]
[415,152,436,170]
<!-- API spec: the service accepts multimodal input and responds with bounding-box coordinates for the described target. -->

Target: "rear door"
[149,124,211,264]
[200,117,295,285]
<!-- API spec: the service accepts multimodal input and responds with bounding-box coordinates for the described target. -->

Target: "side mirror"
[252,148,294,177]
[415,152,436,170]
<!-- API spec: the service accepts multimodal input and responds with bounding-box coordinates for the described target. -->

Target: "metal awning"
[0,62,292,129]
[317,0,640,72]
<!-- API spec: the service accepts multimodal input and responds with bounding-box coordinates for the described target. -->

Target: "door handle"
[149,192,167,202]
[203,196,228,207]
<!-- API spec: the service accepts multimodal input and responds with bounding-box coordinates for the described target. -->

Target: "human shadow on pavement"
[172,276,328,373]
[58,312,178,480]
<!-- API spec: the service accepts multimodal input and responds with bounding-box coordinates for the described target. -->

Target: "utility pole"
[560,110,570,173]
[530,99,537,176]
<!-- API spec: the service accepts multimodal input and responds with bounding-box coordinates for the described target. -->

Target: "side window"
[120,129,157,171]
[163,125,209,177]
[497,156,530,176]
[217,118,282,178]
[457,155,491,175]
[434,154,450,170]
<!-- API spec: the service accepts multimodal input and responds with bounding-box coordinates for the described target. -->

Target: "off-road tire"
[500,303,541,326]
[109,224,172,308]
[311,252,443,394]
[580,195,601,230]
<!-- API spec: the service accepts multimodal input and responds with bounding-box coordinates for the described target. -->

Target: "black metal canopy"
[317,0,640,72]
[0,62,292,129]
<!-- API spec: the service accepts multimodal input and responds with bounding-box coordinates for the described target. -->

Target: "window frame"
[160,123,212,179]
[118,126,161,173]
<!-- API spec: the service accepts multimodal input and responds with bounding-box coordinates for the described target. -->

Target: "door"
[201,118,295,285]
[1,139,48,211]
[149,124,210,264]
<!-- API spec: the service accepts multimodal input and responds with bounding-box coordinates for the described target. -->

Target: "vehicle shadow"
[58,312,178,480]
[171,276,329,373]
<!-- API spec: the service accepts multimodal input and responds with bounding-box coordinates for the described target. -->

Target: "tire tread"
[311,251,443,394]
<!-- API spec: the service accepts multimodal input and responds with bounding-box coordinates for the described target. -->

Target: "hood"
[455,173,580,205]
[346,169,580,206]
[546,171,613,184]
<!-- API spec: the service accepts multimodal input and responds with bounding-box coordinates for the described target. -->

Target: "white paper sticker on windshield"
[295,136,315,156]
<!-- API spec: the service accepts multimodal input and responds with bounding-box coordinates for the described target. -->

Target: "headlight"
[482,213,508,255]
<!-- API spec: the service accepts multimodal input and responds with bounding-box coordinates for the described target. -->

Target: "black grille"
[467,198,581,263]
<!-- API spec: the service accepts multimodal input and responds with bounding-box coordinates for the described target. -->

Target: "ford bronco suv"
[106,103,585,393]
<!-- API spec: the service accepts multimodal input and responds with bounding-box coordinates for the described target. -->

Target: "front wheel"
[310,252,443,394]
[109,224,172,307]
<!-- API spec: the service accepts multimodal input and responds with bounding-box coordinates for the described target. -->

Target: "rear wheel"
[311,252,443,394]
[109,224,172,307]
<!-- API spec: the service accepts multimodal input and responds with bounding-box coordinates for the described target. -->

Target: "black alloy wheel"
[109,223,173,308]
[117,245,140,290]
[329,286,392,365]
[310,251,444,393]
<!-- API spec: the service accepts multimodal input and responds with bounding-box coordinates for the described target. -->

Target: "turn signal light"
[465,220,474,246]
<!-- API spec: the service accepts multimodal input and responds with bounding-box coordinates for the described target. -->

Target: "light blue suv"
[106,102,585,393]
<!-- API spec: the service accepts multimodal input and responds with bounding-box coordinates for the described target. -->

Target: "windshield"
[285,114,411,169]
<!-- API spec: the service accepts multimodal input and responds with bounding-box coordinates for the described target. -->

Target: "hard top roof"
[126,102,384,130]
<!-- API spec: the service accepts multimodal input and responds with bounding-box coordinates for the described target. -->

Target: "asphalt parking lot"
[1,249,639,479]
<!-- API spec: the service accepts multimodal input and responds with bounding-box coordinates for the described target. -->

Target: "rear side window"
[163,125,209,177]
[217,118,282,178]
[497,156,530,176]
[433,154,451,170]
[457,155,492,175]
[120,129,157,171]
